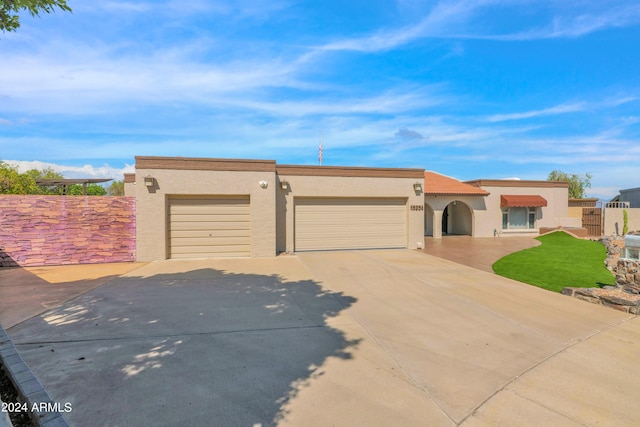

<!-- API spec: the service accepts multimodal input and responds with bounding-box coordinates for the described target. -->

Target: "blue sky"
[1,0,639,200]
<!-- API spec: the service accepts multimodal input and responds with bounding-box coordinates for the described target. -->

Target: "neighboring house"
[618,187,640,208]
[567,198,598,219]
[125,156,577,261]
[604,187,640,235]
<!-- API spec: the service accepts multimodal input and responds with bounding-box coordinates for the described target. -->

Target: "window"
[502,207,537,230]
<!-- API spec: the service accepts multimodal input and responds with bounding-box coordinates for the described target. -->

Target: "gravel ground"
[0,362,35,427]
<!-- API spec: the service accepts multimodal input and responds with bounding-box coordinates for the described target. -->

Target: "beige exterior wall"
[467,181,577,237]
[276,167,424,253]
[568,206,583,218]
[123,173,135,197]
[135,158,276,261]
[604,208,640,236]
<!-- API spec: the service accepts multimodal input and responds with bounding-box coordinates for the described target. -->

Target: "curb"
[0,325,69,427]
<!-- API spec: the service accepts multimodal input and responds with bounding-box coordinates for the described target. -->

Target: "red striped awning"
[500,195,547,208]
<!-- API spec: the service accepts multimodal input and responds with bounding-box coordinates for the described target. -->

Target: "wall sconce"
[144,176,155,187]
[280,181,289,190]
[259,180,268,189]
[413,182,422,192]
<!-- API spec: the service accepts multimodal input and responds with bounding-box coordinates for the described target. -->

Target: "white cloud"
[315,0,640,53]
[494,3,640,40]
[486,102,587,122]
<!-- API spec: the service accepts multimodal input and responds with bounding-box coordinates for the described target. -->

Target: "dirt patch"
[0,361,35,427]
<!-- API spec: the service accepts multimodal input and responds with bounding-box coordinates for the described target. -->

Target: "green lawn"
[492,231,615,292]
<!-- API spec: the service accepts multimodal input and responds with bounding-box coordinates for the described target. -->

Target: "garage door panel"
[170,221,250,231]
[170,206,249,215]
[170,250,250,259]
[171,229,251,239]
[170,237,251,248]
[168,196,250,258]
[295,198,407,251]
[170,197,248,205]
[169,214,250,223]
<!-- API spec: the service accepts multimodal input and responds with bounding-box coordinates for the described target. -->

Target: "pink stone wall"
[0,196,136,267]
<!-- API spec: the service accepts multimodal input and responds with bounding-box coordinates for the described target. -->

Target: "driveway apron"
[296,250,637,425]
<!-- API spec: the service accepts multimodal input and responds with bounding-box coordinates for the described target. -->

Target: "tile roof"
[424,171,490,196]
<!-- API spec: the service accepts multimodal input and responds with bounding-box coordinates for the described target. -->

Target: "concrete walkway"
[420,235,540,272]
[0,263,145,329]
[1,252,638,426]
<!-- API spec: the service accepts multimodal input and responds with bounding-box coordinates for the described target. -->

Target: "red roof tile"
[424,171,489,196]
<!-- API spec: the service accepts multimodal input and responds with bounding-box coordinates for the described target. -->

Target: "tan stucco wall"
[474,184,575,237]
[124,181,135,197]
[568,206,583,218]
[604,208,640,236]
[134,168,276,261]
[276,175,424,253]
[124,173,136,197]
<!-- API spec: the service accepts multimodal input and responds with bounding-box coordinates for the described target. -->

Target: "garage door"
[168,196,250,258]
[294,198,407,251]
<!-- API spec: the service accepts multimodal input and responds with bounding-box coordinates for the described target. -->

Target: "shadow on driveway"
[7,263,359,426]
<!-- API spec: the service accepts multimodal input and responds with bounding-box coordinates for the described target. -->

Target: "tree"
[1,0,71,33]
[547,170,592,199]
[0,161,39,194]
[25,167,65,194]
[67,183,107,196]
[107,180,125,196]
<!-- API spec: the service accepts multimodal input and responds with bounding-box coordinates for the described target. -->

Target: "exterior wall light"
[413,182,422,192]
[259,180,268,189]
[144,176,155,187]
[280,181,289,190]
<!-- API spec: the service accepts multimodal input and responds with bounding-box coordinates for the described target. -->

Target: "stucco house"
[125,156,576,261]
[612,187,640,208]
[127,156,425,261]
[423,172,578,238]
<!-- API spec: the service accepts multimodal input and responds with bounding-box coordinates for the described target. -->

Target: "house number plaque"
[410,205,424,211]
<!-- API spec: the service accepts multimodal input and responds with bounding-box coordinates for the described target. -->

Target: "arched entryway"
[442,200,472,235]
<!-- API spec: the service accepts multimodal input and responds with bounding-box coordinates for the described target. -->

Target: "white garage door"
[168,196,250,258]
[294,198,407,251]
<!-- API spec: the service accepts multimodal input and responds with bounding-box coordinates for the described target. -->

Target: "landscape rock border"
[562,234,640,314]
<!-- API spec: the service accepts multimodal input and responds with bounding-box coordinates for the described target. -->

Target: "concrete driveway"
[420,235,540,272]
[2,251,639,426]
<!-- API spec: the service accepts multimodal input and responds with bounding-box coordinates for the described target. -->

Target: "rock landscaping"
[562,233,640,314]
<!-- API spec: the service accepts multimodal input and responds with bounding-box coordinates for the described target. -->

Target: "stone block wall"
[0,195,135,267]
[616,259,640,294]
